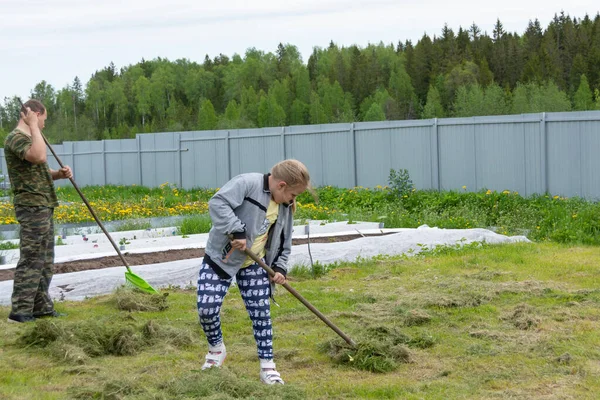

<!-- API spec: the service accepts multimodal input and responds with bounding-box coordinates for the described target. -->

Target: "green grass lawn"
[1,242,599,399]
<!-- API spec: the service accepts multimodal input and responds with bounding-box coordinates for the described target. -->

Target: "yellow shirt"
[242,200,279,267]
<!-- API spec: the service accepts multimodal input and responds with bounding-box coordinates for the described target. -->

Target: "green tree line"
[2,11,600,144]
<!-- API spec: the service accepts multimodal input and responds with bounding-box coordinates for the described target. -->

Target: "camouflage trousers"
[11,206,55,316]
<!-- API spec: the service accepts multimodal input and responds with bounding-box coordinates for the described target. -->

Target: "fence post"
[136,135,142,186]
[102,140,107,186]
[472,121,478,191]
[281,126,286,160]
[176,133,182,188]
[431,118,440,191]
[70,143,75,184]
[350,122,357,187]
[540,112,547,194]
[226,131,231,180]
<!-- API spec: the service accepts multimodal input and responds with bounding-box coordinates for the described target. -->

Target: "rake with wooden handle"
[242,246,356,347]
[17,98,158,294]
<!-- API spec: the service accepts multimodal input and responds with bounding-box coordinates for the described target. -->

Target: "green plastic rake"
[47,137,159,294]
[18,98,159,295]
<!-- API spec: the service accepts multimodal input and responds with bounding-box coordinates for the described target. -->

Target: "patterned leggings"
[197,261,273,360]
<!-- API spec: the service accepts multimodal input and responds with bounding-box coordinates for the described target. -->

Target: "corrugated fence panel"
[229,128,282,178]
[284,130,324,186]
[282,124,342,187]
[180,130,228,189]
[319,130,354,188]
[474,122,527,194]
[355,121,435,189]
[105,138,139,186]
[438,121,477,191]
[390,123,434,190]
[546,117,600,198]
[355,124,391,188]
[579,121,600,198]
[439,115,544,195]
[139,133,179,188]
[71,141,105,187]
[546,121,582,197]
[286,124,353,188]
[523,121,543,196]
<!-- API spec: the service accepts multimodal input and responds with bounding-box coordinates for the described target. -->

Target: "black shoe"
[7,313,36,323]
[33,310,67,318]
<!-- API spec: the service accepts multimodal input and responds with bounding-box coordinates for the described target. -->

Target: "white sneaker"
[259,360,284,385]
[201,343,226,370]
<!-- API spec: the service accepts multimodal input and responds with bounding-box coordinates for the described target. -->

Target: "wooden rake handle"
[242,246,356,347]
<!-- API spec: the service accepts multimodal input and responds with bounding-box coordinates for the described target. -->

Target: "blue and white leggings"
[197,261,273,360]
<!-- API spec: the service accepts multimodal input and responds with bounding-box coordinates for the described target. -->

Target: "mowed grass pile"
[109,287,170,312]
[16,290,188,365]
[2,242,600,399]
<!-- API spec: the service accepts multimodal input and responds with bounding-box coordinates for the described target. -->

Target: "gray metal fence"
[1,111,600,199]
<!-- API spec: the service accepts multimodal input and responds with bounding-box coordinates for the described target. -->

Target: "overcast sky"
[1,0,598,102]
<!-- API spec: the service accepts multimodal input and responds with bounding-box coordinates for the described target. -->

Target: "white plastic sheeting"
[0,225,530,305]
[0,221,385,268]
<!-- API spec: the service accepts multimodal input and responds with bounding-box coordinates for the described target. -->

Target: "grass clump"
[16,316,194,362]
[400,309,432,326]
[70,379,145,400]
[17,318,144,357]
[115,219,152,231]
[504,303,541,330]
[0,241,19,250]
[320,326,414,373]
[16,317,67,346]
[48,342,90,365]
[292,261,332,279]
[320,339,411,373]
[176,214,212,235]
[108,287,169,312]
[142,320,196,348]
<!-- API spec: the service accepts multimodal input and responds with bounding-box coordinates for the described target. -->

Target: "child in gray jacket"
[198,159,312,385]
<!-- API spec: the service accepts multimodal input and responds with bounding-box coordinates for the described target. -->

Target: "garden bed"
[0,233,389,281]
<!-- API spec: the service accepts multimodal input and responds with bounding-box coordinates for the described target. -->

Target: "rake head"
[125,268,160,294]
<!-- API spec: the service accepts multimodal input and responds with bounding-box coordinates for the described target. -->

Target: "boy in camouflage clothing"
[4,99,73,323]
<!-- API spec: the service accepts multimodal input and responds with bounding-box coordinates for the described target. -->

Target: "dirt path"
[0,233,389,281]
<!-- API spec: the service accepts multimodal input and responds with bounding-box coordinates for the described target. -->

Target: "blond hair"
[270,159,317,212]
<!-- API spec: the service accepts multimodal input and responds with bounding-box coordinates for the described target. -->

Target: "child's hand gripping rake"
[243,246,356,347]
[18,98,159,294]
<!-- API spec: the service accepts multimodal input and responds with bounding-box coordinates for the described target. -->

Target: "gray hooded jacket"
[203,172,293,279]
